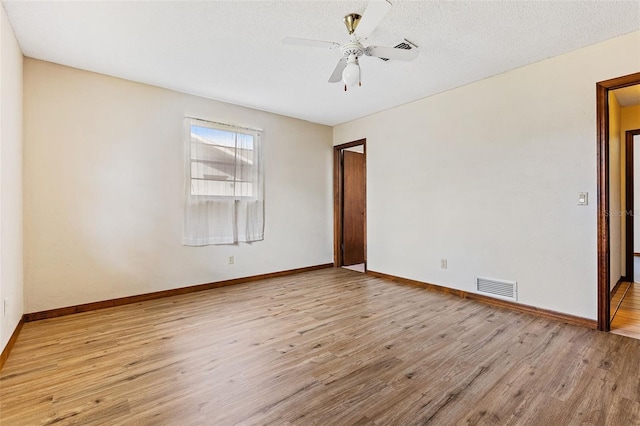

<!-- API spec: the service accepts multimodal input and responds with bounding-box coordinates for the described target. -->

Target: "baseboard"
[0,315,25,371]
[611,276,626,298]
[367,270,597,330]
[24,263,334,322]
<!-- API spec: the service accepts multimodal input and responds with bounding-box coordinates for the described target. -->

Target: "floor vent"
[476,277,517,301]
[378,42,412,61]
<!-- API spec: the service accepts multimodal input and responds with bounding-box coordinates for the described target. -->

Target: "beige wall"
[610,92,622,289]
[23,59,333,313]
[0,5,24,352]
[334,31,640,320]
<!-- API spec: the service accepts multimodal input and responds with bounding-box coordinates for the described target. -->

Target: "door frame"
[625,129,640,285]
[333,139,366,268]
[597,72,640,331]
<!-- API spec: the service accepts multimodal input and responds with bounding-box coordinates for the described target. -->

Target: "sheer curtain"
[182,118,264,246]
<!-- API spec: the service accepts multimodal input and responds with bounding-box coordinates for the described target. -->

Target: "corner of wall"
[0,3,25,354]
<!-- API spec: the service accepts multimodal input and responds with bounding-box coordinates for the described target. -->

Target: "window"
[183,118,264,246]
[188,119,259,199]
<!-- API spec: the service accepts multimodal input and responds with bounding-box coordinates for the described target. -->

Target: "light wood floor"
[2,268,640,425]
[611,282,640,339]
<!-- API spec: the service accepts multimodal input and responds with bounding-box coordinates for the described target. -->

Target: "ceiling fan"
[282,0,418,91]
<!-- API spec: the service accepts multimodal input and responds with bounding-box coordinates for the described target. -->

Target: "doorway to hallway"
[333,140,366,272]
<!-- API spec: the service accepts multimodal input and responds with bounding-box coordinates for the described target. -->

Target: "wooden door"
[342,150,365,265]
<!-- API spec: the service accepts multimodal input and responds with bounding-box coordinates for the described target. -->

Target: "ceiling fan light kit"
[282,0,418,91]
[341,42,364,90]
[342,55,360,89]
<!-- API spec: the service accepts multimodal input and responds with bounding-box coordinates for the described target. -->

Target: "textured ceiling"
[3,1,640,126]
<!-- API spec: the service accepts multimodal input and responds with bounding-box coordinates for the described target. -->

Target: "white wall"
[23,59,333,313]
[334,31,640,320]
[0,5,24,352]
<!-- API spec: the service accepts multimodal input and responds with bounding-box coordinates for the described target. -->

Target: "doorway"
[625,129,640,284]
[632,133,640,284]
[334,139,366,272]
[596,72,640,331]
[610,129,640,338]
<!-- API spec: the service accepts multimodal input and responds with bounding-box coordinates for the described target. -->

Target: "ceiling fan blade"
[355,0,392,39]
[365,45,418,61]
[282,37,340,50]
[328,58,347,83]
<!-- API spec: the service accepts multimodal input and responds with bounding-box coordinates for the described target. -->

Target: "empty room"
[1,0,640,424]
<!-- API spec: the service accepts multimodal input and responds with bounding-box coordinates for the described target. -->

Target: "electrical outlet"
[228,256,234,265]
[440,259,448,269]
[3,298,8,316]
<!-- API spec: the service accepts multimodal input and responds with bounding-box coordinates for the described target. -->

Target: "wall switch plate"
[441,259,448,269]
[228,256,234,265]
[3,298,7,317]
[578,192,588,206]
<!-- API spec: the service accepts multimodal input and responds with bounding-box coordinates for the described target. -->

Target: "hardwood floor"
[2,268,640,425]
[611,282,640,339]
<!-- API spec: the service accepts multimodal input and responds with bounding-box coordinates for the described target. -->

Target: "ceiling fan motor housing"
[341,42,364,58]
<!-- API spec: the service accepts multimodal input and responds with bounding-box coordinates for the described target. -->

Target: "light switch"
[578,192,588,206]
